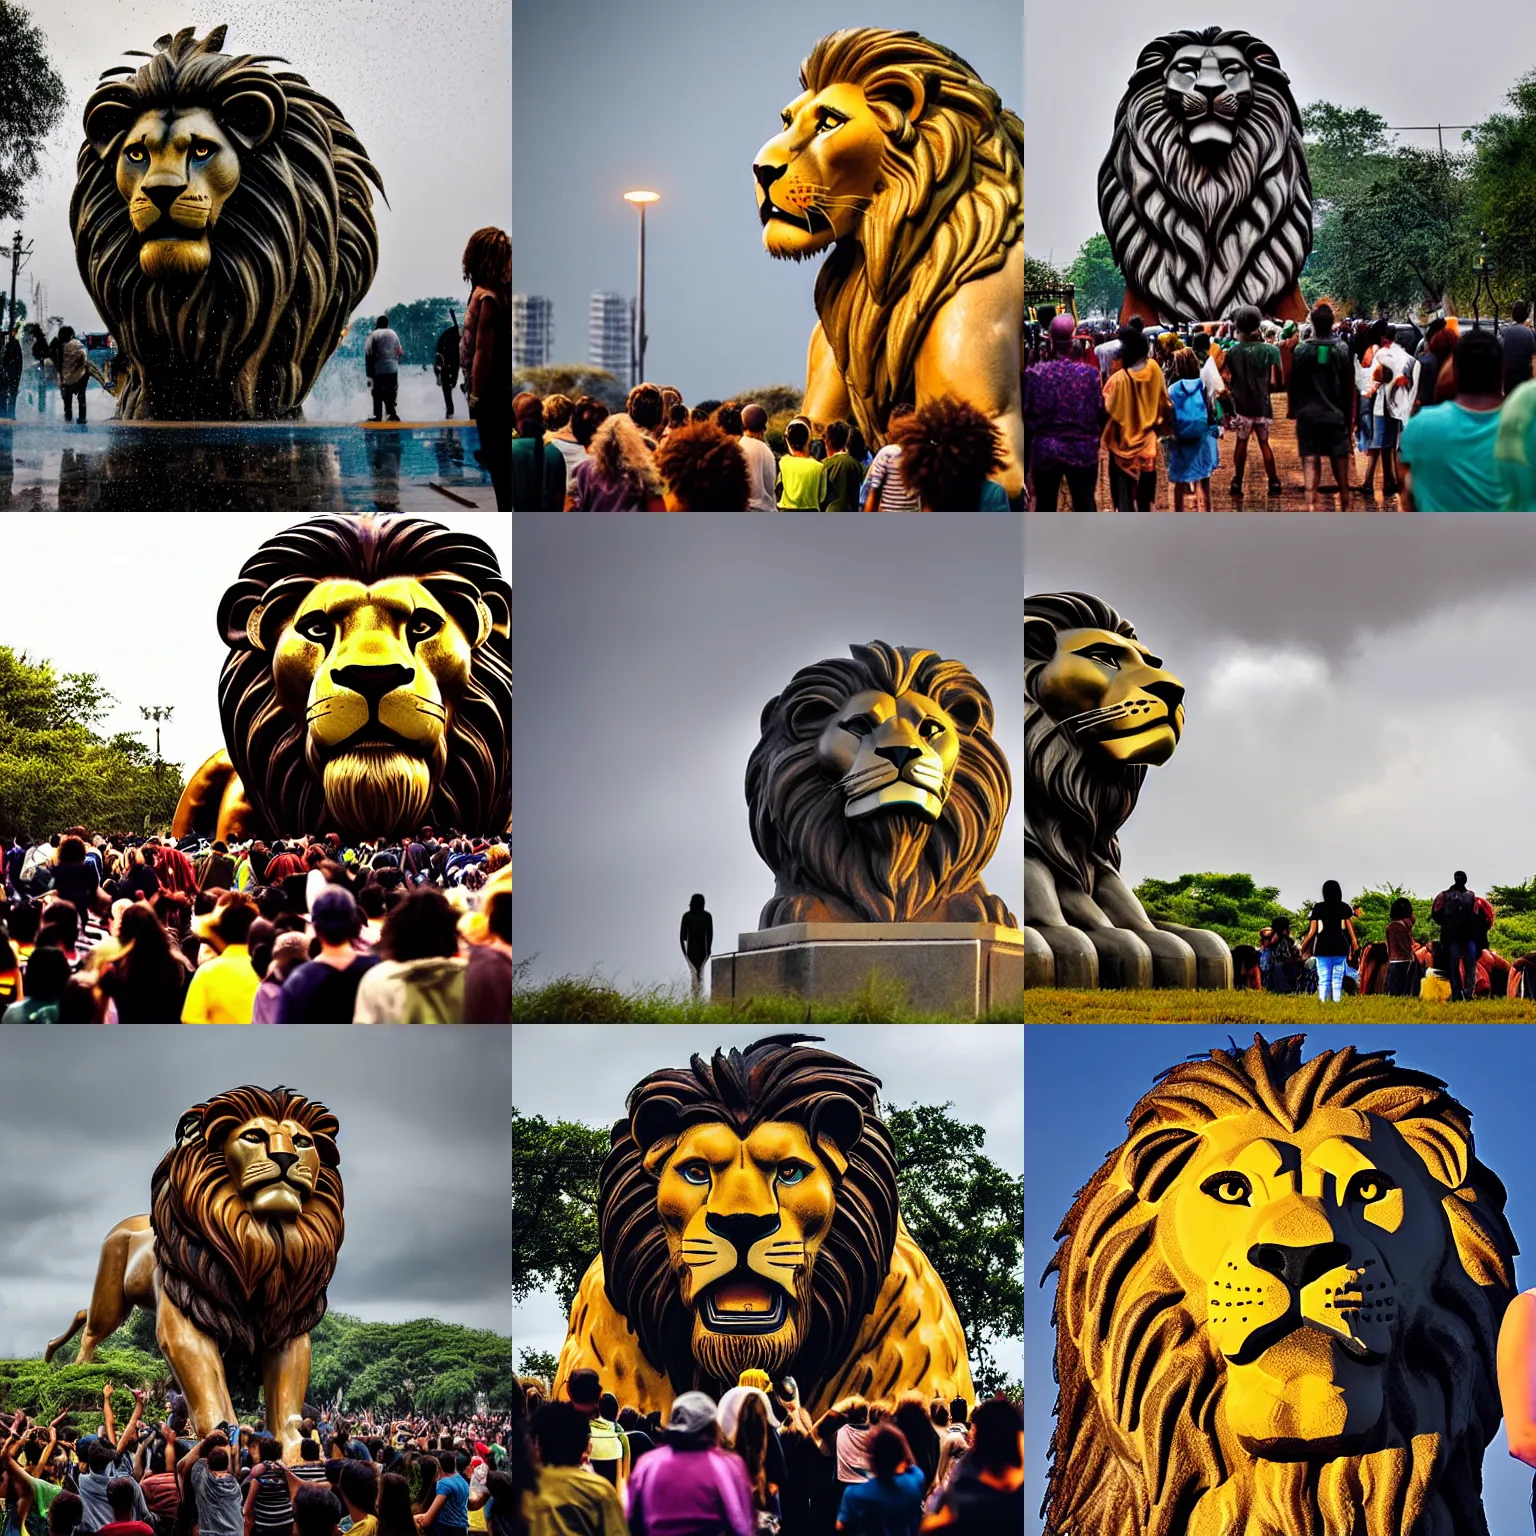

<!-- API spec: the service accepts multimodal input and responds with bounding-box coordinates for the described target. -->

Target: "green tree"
[1471,73,1536,305]
[1134,872,1296,947]
[885,1103,1023,1393]
[516,1348,559,1381]
[512,1109,609,1312]
[511,365,628,413]
[728,385,804,419]
[1301,102,1393,205]
[0,2,66,222]
[0,1349,171,1421]
[1025,254,1068,292]
[1067,233,1125,318]
[303,1314,510,1415]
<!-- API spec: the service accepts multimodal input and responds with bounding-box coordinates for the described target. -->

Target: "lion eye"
[1346,1171,1394,1204]
[297,614,332,645]
[192,143,216,159]
[918,719,944,740]
[293,1136,313,1150]
[841,716,873,738]
[1078,646,1121,670]
[1200,1171,1252,1206]
[677,1162,710,1185]
[240,1130,266,1144]
[407,611,444,643]
[777,1162,811,1185]
[125,147,147,163]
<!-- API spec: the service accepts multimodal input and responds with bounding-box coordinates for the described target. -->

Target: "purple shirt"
[1023,358,1105,469]
[569,456,655,510]
[626,1445,754,1536]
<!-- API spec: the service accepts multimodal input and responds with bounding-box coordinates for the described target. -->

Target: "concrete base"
[710,923,1024,1019]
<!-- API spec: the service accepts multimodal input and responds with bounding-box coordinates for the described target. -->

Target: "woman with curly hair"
[565,415,666,510]
[655,420,749,510]
[460,227,512,509]
[892,398,1010,510]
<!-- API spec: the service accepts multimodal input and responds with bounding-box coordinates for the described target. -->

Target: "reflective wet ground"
[0,420,498,511]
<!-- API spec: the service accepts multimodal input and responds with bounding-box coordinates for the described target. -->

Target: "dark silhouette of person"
[680,893,713,1001]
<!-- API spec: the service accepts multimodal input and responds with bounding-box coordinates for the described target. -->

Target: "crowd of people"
[1023,300,1536,510]
[0,1387,512,1536]
[512,1367,1022,1536]
[1233,870,1536,1002]
[509,384,1018,511]
[0,827,511,1023]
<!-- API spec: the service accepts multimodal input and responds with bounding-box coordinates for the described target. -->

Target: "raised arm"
[115,1388,146,1458]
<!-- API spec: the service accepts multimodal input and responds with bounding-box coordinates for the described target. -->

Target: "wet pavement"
[0,419,499,511]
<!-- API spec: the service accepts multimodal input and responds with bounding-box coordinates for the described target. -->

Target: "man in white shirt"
[738,403,779,512]
[1370,321,1418,498]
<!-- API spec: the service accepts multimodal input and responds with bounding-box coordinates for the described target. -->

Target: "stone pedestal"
[710,923,1024,1019]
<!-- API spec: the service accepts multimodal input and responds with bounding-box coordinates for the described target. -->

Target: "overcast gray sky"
[513,1024,1022,1373]
[1026,0,1536,265]
[0,1026,510,1354]
[512,0,1021,404]
[1027,515,1536,910]
[511,515,1024,992]
[0,512,510,787]
[13,0,510,336]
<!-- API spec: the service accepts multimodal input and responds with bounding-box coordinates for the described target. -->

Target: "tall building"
[512,294,553,370]
[588,291,634,389]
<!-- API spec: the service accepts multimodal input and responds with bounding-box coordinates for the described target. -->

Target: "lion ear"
[219,579,269,650]
[174,1110,205,1149]
[809,1096,864,1177]
[85,90,140,161]
[220,86,284,151]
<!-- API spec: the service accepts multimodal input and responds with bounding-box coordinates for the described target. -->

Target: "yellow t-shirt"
[777,453,824,509]
[181,944,260,1023]
[348,1517,378,1536]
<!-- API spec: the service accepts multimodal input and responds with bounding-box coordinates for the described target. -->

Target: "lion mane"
[215,514,512,838]
[600,1035,899,1403]
[799,29,1023,449]
[1098,26,1312,322]
[1025,592,1146,897]
[151,1084,344,1363]
[71,25,383,419]
[1043,1035,1516,1536]
[746,641,1016,927]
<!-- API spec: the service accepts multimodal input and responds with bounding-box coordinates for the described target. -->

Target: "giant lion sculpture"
[753,29,1024,501]
[171,515,512,843]
[554,1035,973,1416]
[1044,1034,1516,1536]
[1025,592,1229,989]
[46,1086,344,1462]
[746,640,1015,928]
[72,25,383,419]
[1099,26,1312,325]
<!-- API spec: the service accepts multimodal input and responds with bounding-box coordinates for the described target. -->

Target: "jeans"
[1447,939,1479,1001]
[1316,954,1347,1002]
[371,372,399,420]
[1034,459,1098,510]
[1385,960,1415,997]
[1108,459,1157,510]
[62,379,87,422]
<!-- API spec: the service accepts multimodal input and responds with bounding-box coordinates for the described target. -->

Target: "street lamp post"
[623,190,659,389]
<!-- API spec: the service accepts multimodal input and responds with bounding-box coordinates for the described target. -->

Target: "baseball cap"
[664,1392,718,1436]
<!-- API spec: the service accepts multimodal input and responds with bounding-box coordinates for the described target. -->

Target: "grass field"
[1024,988,1536,1023]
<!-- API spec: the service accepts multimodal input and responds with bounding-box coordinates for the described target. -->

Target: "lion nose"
[1143,678,1185,712]
[332,663,417,706]
[876,745,922,771]
[754,163,787,193]
[269,1151,298,1175]
[1248,1241,1349,1291]
[706,1211,781,1252]
[143,183,184,213]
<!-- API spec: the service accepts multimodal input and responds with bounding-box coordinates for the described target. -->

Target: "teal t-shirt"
[1398,401,1504,511]
[777,453,824,509]
[1496,380,1536,512]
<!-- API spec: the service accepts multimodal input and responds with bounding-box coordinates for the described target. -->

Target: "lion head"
[1044,1035,1516,1536]
[151,1084,344,1362]
[600,1035,899,1401]
[1026,591,1186,899]
[1098,26,1312,322]
[216,515,512,839]
[72,25,383,419]
[746,640,1015,927]
[752,28,1022,448]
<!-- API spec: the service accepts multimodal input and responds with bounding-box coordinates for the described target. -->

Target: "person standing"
[1502,302,1536,399]
[1300,879,1356,1005]
[1022,313,1104,510]
[679,894,712,1002]
[0,328,21,418]
[1101,327,1170,511]
[624,1394,752,1536]
[737,404,780,511]
[834,1425,924,1536]
[1385,898,1418,999]
[862,404,921,511]
[1371,322,1418,500]
[819,420,863,510]
[1221,305,1283,499]
[1287,305,1356,510]
[524,1405,626,1536]
[1399,329,1506,510]
[461,227,513,510]
[511,395,567,510]
[434,313,461,419]
[275,888,379,1022]
[57,327,89,424]
[563,1371,629,1494]
[366,315,404,423]
[1164,351,1217,511]
[1432,871,1493,1004]
[777,419,824,509]
[542,394,587,493]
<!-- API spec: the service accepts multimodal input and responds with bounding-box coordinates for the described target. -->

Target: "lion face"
[117,107,241,279]
[817,686,958,822]
[754,82,885,258]
[1031,625,1185,767]
[657,1121,832,1378]
[224,1115,325,1219]
[1165,1106,1443,1453]
[1161,42,1254,158]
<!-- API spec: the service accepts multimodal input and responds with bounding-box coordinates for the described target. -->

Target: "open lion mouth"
[759,199,834,235]
[702,1277,789,1333]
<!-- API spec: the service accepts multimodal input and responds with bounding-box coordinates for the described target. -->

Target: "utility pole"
[139,705,174,781]
[6,231,33,339]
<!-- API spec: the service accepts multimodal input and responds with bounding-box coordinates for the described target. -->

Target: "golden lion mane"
[1044,1035,1516,1536]
[1025,592,1147,898]
[216,514,512,838]
[600,1035,898,1403]
[1098,26,1312,322]
[799,29,1023,449]
[71,25,383,419]
[746,641,1015,926]
[151,1084,344,1362]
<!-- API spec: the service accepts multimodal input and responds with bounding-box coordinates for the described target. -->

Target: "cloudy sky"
[12,0,510,336]
[1027,0,1536,265]
[513,1023,1022,1374]
[0,1026,511,1355]
[1027,515,1536,911]
[512,0,1021,404]
[1027,1025,1536,1536]
[0,512,510,791]
[511,514,1023,992]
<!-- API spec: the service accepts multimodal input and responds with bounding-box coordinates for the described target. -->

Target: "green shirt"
[777,453,824,509]
[819,451,862,510]
[525,1466,627,1536]
[1496,379,1536,512]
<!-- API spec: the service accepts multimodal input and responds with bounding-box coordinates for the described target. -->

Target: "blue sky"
[1026,1026,1536,1536]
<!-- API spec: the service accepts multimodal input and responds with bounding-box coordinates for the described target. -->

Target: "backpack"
[1265,936,1301,993]
[1171,378,1211,444]
[17,844,54,896]
[1439,886,1475,938]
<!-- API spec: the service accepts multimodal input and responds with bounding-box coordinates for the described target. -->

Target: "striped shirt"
[863,443,920,511]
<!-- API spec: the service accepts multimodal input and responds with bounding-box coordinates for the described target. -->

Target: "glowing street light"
[623,190,660,387]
